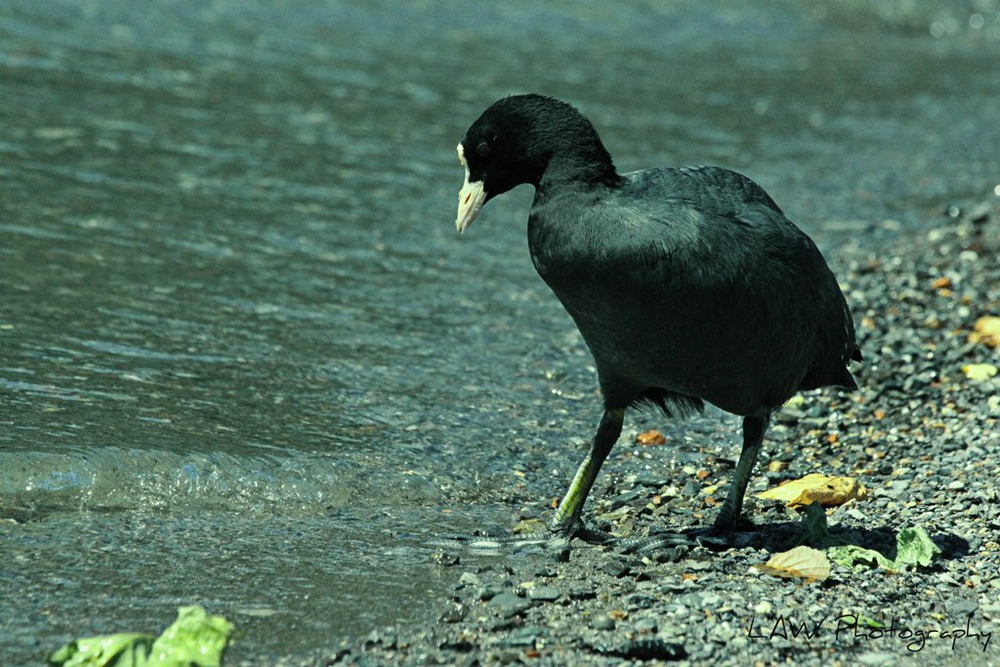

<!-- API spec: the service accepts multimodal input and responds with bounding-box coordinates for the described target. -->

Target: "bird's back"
[528,165,859,416]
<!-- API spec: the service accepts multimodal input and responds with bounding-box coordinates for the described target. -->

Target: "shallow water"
[2,0,999,662]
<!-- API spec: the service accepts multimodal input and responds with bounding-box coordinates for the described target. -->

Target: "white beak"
[455,143,487,234]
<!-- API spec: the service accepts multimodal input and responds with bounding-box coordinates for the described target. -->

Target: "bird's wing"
[596,167,859,391]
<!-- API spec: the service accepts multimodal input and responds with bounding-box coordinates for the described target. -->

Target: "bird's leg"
[620,412,771,555]
[548,407,624,542]
[437,409,624,560]
[713,412,769,529]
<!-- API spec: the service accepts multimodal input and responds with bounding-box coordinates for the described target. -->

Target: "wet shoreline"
[244,197,1000,666]
[3,2,1000,663]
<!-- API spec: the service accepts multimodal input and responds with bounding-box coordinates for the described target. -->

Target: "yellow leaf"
[635,429,666,446]
[757,546,831,582]
[931,276,951,289]
[968,316,1000,348]
[757,473,867,508]
[962,363,998,381]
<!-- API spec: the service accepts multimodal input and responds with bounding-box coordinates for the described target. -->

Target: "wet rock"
[458,571,480,587]
[597,639,687,661]
[433,550,461,567]
[632,616,658,633]
[947,598,978,617]
[501,627,538,647]
[602,560,631,578]
[633,471,667,487]
[624,593,657,610]
[568,586,597,600]
[534,565,559,578]
[438,603,468,623]
[590,615,616,631]
[526,585,561,602]
[477,586,503,601]
[488,592,530,617]
[610,486,646,508]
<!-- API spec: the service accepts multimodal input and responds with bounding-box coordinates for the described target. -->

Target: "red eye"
[477,141,491,158]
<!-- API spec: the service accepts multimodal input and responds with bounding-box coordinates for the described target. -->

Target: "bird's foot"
[439,519,610,561]
[618,524,756,556]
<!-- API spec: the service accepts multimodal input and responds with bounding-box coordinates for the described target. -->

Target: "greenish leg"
[714,413,770,529]
[549,408,625,538]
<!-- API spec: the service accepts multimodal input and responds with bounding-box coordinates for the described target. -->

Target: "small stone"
[625,593,657,610]
[458,571,480,587]
[775,406,805,424]
[434,550,461,566]
[947,598,978,617]
[477,586,503,601]
[965,201,991,222]
[856,652,895,666]
[492,649,523,664]
[527,585,561,602]
[633,617,658,633]
[685,560,713,571]
[502,628,538,647]
[489,592,530,617]
[610,487,645,508]
[845,508,868,522]
[439,603,468,623]
[633,471,665,486]
[707,621,735,642]
[937,572,960,586]
[591,615,616,631]
[603,560,631,578]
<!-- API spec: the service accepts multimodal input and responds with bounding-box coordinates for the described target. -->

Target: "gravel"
[241,198,1000,666]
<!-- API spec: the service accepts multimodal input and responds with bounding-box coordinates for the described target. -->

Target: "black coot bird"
[455,94,861,549]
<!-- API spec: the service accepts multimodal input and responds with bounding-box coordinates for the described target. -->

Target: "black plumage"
[454,94,860,546]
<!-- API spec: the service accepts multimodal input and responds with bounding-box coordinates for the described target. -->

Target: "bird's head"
[454,94,615,234]
[455,96,543,234]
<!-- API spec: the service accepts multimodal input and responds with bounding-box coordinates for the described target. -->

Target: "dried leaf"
[931,276,951,289]
[757,473,867,508]
[636,429,666,445]
[758,546,830,582]
[962,363,998,382]
[968,315,1000,347]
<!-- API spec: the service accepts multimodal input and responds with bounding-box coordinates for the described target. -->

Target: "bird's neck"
[537,150,620,193]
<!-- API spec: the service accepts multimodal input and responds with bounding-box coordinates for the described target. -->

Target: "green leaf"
[49,606,233,667]
[855,613,885,629]
[148,606,234,667]
[48,633,153,667]
[893,526,942,568]
[827,526,941,572]
[800,503,832,546]
[827,544,895,570]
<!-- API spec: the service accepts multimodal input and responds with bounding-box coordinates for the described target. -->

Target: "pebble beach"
[249,197,1000,666]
